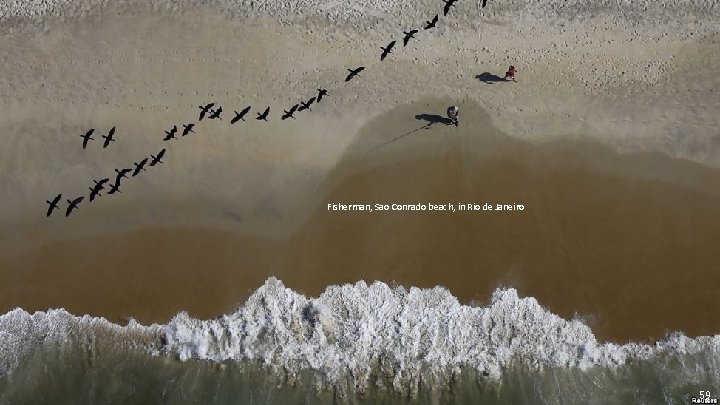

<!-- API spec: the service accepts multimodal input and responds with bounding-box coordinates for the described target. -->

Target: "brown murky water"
[2,101,720,343]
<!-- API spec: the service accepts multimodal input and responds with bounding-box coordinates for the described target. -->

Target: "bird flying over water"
[163,125,178,141]
[102,126,116,148]
[80,129,95,149]
[232,106,251,124]
[149,148,166,166]
[442,0,458,16]
[199,103,215,121]
[208,106,222,120]
[65,196,84,216]
[182,123,195,136]
[132,158,148,176]
[345,66,365,82]
[424,14,439,29]
[46,193,62,217]
[403,30,418,46]
[317,88,328,102]
[298,97,316,112]
[282,104,299,120]
[256,106,270,121]
[380,40,396,61]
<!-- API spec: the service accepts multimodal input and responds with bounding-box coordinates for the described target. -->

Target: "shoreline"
[3,283,718,402]
[3,121,720,343]
[0,0,719,348]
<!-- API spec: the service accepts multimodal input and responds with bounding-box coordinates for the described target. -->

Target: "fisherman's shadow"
[475,72,505,84]
[415,114,452,126]
[370,114,451,152]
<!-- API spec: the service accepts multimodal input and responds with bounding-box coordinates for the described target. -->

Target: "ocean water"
[1,278,718,404]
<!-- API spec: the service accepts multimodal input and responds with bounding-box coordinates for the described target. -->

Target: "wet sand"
[2,101,720,344]
[1,4,719,349]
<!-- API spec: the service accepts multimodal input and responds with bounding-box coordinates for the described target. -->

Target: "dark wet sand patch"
[2,101,719,343]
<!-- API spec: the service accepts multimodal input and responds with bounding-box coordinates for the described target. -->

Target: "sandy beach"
[0,1,719,398]
[2,97,720,344]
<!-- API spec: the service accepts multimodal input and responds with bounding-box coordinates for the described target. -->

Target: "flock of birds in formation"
[45,0,486,218]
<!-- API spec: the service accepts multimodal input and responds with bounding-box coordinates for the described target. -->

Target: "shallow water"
[1,284,719,405]
[3,102,720,345]
[1,1,719,402]
[5,354,718,404]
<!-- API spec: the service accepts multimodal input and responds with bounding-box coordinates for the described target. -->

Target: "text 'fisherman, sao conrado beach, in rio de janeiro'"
[327,202,525,213]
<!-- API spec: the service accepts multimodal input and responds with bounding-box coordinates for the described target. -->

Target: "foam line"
[160,277,720,393]
[2,278,718,395]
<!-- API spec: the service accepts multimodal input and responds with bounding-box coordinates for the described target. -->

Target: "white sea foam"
[2,278,719,395]
[0,307,160,377]
[160,277,720,394]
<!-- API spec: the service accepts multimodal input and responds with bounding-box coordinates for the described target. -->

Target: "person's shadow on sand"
[371,114,448,152]
[415,114,452,125]
[476,72,505,84]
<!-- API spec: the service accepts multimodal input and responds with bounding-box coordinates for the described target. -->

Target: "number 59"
[700,391,711,399]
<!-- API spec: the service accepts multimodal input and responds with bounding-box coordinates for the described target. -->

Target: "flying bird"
[80,129,95,149]
[208,106,222,120]
[442,0,458,16]
[182,123,195,136]
[403,29,418,46]
[65,196,84,217]
[115,167,132,180]
[107,181,121,195]
[46,193,62,217]
[199,103,215,121]
[88,178,109,201]
[380,40,396,61]
[424,14,439,29]
[132,158,148,176]
[298,97,316,112]
[149,148,166,166]
[163,125,178,141]
[281,104,299,120]
[345,66,365,82]
[101,126,116,148]
[231,106,251,124]
[94,178,110,188]
[256,106,270,121]
[88,186,101,201]
[88,180,107,202]
[317,88,328,102]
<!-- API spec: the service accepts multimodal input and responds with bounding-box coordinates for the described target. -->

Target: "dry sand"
[0,3,719,343]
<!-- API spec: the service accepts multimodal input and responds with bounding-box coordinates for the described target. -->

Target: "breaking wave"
[2,277,719,399]
[0,307,161,377]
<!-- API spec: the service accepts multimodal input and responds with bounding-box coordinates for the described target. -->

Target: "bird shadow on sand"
[476,72,505,84]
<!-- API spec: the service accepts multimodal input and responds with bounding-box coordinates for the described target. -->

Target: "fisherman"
[447,105,459,126]
[504,65,517,82]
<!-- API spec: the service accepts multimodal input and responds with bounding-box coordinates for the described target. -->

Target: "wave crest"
[0,307,159,376]
[161,277,719,394]
[2,278,718,396]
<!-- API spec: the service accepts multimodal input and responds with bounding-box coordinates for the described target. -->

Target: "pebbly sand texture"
[0,0,719,344]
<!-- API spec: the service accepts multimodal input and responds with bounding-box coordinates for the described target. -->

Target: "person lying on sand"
[504,65,517,82]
